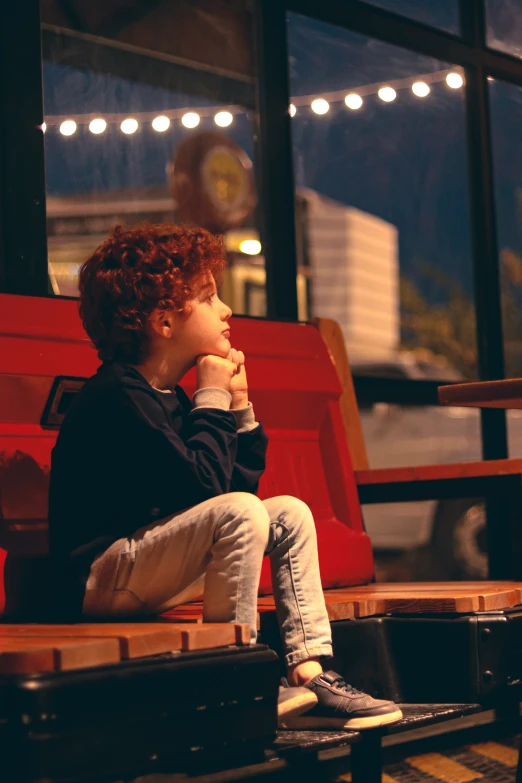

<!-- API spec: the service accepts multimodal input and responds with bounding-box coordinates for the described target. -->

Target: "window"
[41,0,265,315]
[489,79,522,380]
[486,0,522,60]
[288,13,478,392]
[361,0,459,35]
[488,78,522,457]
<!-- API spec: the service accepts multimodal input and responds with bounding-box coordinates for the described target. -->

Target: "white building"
[303,187,400,363]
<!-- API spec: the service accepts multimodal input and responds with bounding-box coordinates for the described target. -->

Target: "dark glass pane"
[40,0,265,314]
[362,0,459,35]
[487,0,522,59]
[288,14,477,386]
[490,80,522,401]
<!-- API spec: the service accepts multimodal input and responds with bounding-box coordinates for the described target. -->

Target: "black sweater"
[48,360,268,618]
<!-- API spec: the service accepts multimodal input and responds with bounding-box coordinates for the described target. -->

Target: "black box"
[0,644,279,782]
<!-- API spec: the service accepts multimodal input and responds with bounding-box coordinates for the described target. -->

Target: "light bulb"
[412,81,430,97]
[446,72,464,89]
[214,111,233,127]
[311,99,329,115]
[121,118,138,134]
[89,118,107,134]
[181,112,200,129]
[289,104,297,117]
[345,94,363,110]
[41,122,47,133]
[152,115,170,132]
[60,120,77,136]
[378,87,397,103]
[239,239,262,255]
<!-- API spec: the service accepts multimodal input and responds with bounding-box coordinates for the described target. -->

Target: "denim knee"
[223,492,271,549]
[272,495,316,540]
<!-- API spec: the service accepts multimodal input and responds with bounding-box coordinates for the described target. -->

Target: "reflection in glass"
[41,1,265,315]
[288,14,475,375]
[489,80,522,380]
[489,79,522,458]
[486,0,522,60]
[361,0,459,35]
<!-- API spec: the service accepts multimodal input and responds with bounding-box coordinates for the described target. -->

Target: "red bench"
[0,293,374,619]
[3,291,522,625]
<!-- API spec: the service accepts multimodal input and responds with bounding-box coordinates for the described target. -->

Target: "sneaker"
[281,671,403,730]
[277,677,318,722]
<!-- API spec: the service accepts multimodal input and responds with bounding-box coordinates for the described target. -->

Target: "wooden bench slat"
[355,459,522,486]
[0,637,121,674]
[438,378,522,408]
[332,589,522,611]
[17,582,515,632]
[163,582,522,624]
[148,620,249,647]
[180,624,248,650]
[0,623,247,651]
[0,622,250,653]
[0,623,184,658]
[323,582,522,595]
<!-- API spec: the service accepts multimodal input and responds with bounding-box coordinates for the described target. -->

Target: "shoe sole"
[277,692,319,721]
[280,708,404,730]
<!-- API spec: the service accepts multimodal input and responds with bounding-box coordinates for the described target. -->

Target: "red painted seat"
[0,294,374,617]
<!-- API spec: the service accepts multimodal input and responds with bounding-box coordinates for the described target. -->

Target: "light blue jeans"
[82,492,333,667]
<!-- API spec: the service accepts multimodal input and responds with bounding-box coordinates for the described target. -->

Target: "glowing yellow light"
[344,94,363,110]
[152,115,170,132]
[378,87,396,103]
[214,111,233,127]
[182,112,200,129]
[311,98,329,115]
[446,72,464,89]
[121,118,138,134]
[239,239,262,255]
[41,122,47,133]
[89,118,107,134]
[289,104,297,117]
[60,120,77,136]
[412,81,430,97]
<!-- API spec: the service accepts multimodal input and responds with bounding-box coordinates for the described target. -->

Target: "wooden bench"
[0,622,250,673]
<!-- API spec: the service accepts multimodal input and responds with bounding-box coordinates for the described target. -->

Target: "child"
[48,223,402,730]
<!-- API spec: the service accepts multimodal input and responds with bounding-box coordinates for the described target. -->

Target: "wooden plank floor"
[162,582,522,625]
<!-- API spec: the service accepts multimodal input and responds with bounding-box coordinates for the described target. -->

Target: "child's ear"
[149,308,172,337]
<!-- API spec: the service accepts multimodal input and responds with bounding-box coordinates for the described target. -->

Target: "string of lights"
[42,67,466,136]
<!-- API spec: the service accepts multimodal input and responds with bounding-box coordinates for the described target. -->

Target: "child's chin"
[214,341,230,357]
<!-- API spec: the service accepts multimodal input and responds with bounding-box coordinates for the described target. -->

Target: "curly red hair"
[78,223,227,363]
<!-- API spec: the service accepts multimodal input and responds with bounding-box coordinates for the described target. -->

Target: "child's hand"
[196,354,238,393]
[227,348,249,409]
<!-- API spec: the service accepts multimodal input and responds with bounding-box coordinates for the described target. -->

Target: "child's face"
[178,274,233,360]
